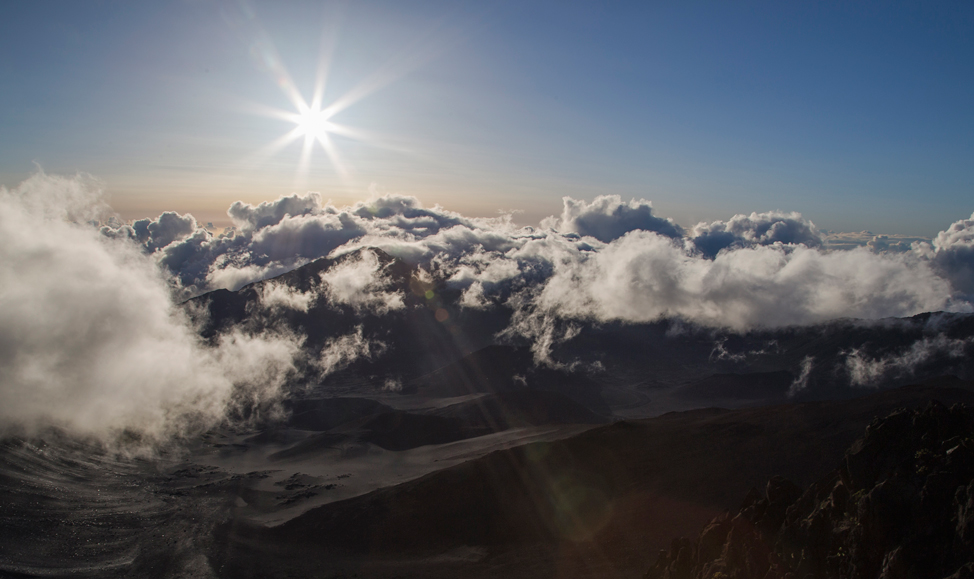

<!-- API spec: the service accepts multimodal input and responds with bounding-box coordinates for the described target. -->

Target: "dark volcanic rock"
[209,380,974,579]
[645,402,974,579]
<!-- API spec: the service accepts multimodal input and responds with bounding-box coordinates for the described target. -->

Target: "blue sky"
[1,1,971,234]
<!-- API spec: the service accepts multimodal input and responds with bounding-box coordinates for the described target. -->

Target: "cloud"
[710,338,746,362]
[206,258,311,298]
[500,291,585,366]
[446,247,525,308]
[540,195,684,242]
[319,249,405,314]
[788,356,814,396]
[228,192,322,234]
[135,211,199,251]
[925,211,974,298]
[520,230,956,332]
[257,281,315,313]
[7,171,111,223]
[689,211,822,258]
[100,191,520,295]
[314,326,386,378]
[382,377,403,392]
[867,235,912,254]
[844,335,972,387]
[458,281,489,309]
[0,174,305,444]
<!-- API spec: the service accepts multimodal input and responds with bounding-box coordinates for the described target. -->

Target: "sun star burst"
[294,106,333,142]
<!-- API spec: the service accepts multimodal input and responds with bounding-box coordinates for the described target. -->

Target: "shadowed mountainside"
[209,377,974,579]
[186,248,511,381]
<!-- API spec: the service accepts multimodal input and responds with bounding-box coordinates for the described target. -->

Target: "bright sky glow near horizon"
[1,1,972,236]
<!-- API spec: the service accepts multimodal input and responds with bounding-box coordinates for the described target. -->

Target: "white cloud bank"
[528,232,955,329]
[89,179,974,332]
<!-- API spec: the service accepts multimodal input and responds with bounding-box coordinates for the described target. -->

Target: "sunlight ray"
[320,30,448,118]
[241,102,304,124]
[237,126,305,171]
[318,132,350,179]
[324,122,421,157]
[311,19,341,112]
[295,133,316,185]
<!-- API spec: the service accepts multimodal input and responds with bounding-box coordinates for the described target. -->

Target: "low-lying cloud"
[6,171,974,429]
[844,334,973,387]
[314,326,386,378]
[926,212,974,297]
[319,250,405,314]
[530,232,956,329]
[257,281,315,313]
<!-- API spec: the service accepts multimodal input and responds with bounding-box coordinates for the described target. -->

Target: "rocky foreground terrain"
[208,379,974,579]
[646,402,974,579]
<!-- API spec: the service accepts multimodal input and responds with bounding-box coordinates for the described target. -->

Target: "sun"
[244,20,411,184]
[294,105,333,142]
[254,96,352,181]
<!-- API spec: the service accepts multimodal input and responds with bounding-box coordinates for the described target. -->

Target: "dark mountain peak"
[645,402,974,579]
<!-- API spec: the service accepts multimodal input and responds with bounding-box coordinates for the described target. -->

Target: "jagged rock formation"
[646,402,974,579]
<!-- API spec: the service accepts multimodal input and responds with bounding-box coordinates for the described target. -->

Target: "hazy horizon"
[2,1,972,237]
[16,169,950,241]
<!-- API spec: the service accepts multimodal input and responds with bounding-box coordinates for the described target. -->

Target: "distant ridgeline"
[645,402,974,579]
[185,247,974,401]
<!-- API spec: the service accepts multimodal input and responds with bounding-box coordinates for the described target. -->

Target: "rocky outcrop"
[645,402,974,579]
